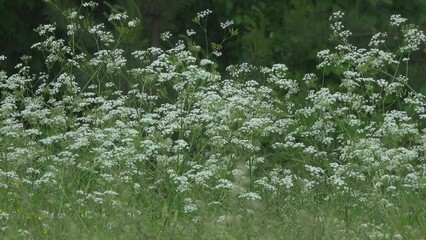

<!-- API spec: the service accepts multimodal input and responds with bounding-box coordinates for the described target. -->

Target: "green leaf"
[381,0,393,5]
[368,0,379,6]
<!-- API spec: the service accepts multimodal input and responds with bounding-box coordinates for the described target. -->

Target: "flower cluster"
[0,4,425,239]
[197,9,212,19]
[220,20,234,29]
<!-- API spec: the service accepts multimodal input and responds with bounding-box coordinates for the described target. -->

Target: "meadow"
[0,2,425,239]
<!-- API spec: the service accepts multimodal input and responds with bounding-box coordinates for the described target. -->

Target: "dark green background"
[1,0,425,90]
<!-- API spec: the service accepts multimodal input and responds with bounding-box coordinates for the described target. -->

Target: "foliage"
[3,0,426,92]
[1,2,426,239]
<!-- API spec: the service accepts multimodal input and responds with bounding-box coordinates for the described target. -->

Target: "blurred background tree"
[0,0,45,70]
[1,0,425,92]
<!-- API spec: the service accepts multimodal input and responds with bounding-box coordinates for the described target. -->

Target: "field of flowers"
[0,2,425,239]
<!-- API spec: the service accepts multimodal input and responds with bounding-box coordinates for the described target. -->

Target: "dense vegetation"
[1,0,426,91]
[0,1,426,239]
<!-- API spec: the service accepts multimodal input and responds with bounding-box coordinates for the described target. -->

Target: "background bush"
[1,0,426,92]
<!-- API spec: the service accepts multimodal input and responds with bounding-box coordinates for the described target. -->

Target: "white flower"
[88,23,115,43]
[183,198,198,213]
[108,12,128,22]
[160,31,172,41]
[303,73,317,84]
[35,24,56,36]
[186,29,196,36]
[172,139,188,152]
[238,192,261,201]
[67,11,78,20]
[329,11,344,21]
[197,9,212,18]
[200,59,213,66]
[305,165,325,178]
[82,1,98,8]
[212,50,222,56]
[400,27,426,52]
[220,20,234,29]
[390,14,407,27]
[128,19,140,27]
[369,32,387,47]
[90,48,127,72]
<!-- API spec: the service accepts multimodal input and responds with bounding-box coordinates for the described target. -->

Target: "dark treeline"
[1,0,425,92]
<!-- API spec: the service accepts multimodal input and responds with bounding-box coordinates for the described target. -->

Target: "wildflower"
[160,31,172,41]
[88,23,115,43]
[200,59,213,66]
[108,12,128,22]
[329,11,352,40]
[197,9,212,19]
[400,27,426,52]
[390,14,407,27]
[220,20,234,29]
[67,11,78,20]
[305,165,325,178]
[90,49,127,72]
[369,32,387,47]
[226,63,255,78]
[238,192,261,201]
[316,49,332,68]
[172,139,188,152]
[82,1,98,8]
[212,50,222,56]
[66,23,79,36]
[186,29,196,36]
[34,24,56,35]
[128,19,140,27]
[183,198,198,213]
[303,73,317,85]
